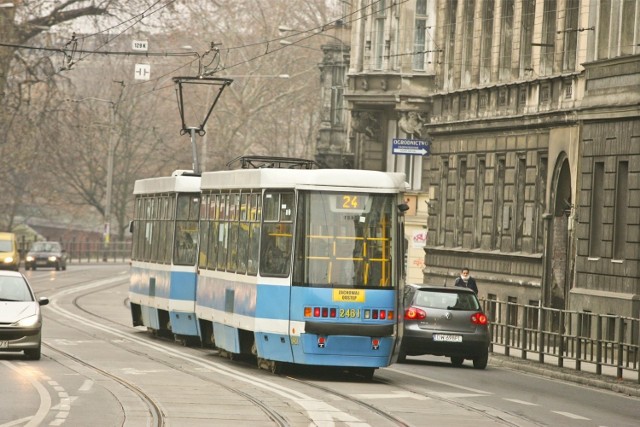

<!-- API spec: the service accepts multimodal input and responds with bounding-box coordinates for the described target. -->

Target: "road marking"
[552,411,590,420]
[1,361,51,427]
[504,398,539,406]
[386,366,492,395]
[351,390,429,400]
[79,380,94,392]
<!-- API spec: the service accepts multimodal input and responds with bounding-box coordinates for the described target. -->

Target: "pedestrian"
[454,267,478,294]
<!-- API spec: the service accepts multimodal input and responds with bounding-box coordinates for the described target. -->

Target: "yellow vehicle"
[0,232,20,271]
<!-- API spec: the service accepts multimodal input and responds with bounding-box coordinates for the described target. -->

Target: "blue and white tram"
[129,171,202,342]
[195,166,407,376]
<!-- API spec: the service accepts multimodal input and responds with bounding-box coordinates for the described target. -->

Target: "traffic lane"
[383,355,640,427]
[0,358,49,426]
[0,353,125,427]
[45,270,521,426]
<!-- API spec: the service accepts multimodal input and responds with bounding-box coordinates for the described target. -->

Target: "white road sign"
[134,64,150,80]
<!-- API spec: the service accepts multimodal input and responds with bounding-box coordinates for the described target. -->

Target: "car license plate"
[433,334,462,342]
[0,341,8,349]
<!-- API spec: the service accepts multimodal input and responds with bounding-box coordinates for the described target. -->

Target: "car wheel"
[55,262,60,271]
[62,264,67,271]
[450,356,464,367]
[24,345,41,360]
[473,350,489,370]
[396,348,407,363]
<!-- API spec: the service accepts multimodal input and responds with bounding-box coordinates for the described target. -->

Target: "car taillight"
[404,307,426,320]
[471,312,488,325]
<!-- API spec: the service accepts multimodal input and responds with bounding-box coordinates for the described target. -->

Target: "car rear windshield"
[415,290,480,311]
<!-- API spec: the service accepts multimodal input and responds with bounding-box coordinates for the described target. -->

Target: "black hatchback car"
[24,241,68,271]
[398,284,490,369]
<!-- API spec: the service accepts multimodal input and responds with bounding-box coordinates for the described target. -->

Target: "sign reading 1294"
[132,40,148,51]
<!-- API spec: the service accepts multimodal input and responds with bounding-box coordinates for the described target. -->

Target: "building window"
[460,94,468,110]
[507,296,518,325]
[613,161,629,260]
[498,88,508,106]
[413,0,428,70]
[439,159,449,246]
[474,157,486,248]
[373,0,386,70]
[480,0,495,83]
[461,0,475,85]
[456,157,467,247]
[564,80,573,99]
[589,161,605,258]
[514,155,526,251]
[597,1,612,59]
[330,66,345,125]
[493,155,506,249]
[445,0,459,87]
[499,0,514,80]
[621,1,639,55]
[541,0,557,75]
[563,0,579,71]
[479,92,488,109]
[540,83,551,103]
[393,145,422,191]
[520,0,535,77]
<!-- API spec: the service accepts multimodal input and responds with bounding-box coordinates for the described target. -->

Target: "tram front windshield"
[293,191,395,289]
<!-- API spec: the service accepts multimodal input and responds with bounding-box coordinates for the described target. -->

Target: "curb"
[489,353,640,398]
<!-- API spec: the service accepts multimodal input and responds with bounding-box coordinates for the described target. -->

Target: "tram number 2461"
[340,308,361,318]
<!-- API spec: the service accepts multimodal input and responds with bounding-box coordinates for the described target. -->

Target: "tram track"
[36,267,539,426]
[43,342,166,427]
[43,274,292,426]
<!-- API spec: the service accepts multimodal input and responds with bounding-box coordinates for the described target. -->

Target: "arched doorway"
[546,154,573,311]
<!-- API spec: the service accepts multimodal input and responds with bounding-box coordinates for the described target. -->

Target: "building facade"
[338,0,639,318]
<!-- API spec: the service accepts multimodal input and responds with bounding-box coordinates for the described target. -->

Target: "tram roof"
[200,168,407,192]
[133,173,200,195]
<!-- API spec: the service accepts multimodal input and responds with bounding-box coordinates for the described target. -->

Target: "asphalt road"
[1,263,638,426]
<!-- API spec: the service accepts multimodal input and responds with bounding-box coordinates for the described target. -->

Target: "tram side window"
[217,194,229,270]
[198,194,210,268]
[131,197,142,260]
[206,193,219,270]
[247,193,261,275]
[226,193,240,272]
[260,191,294,277]
[162,195,173,263]
[174,194,199,266]
[143,197,154,261]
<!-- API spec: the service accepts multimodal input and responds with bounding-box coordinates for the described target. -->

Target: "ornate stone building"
[335,0,639,318]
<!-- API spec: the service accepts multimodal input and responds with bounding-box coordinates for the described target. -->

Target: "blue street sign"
[392,138,431,156]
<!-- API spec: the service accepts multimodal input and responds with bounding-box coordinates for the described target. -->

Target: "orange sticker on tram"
[333,289,365,302]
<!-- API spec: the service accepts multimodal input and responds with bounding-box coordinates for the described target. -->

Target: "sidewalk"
[490,346,640,398]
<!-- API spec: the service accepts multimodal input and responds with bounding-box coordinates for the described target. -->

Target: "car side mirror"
[38,297,50,306]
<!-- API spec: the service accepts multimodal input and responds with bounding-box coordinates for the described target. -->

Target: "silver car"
[398,284,490,369]
[0,270,49,360]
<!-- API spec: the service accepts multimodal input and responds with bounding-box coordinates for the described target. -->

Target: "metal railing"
[19,239,131,264]
[482,299,640,383]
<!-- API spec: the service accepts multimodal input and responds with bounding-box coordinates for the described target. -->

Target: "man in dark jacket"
[454,267,478,294]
